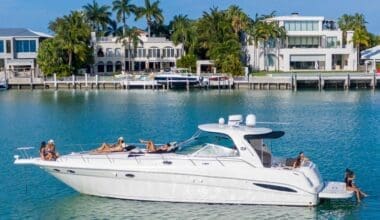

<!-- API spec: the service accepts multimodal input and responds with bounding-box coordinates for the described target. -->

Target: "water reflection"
[45,195,319,219]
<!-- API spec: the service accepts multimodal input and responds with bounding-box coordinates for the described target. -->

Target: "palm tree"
[196,7,242,74]
[49,11,91,74]
[112,0,137,34]
[252,20,285,71]
[352,27,370,70]
[246,12,276,71]
[225,5,249,38]
[171,14,193,53]
[197,7,234,53]
[338,13,370,70]
[246,12,282,72]
[135,0,164,37]
[82,0,111,34]
[105,19,123,37]
[117,27,142,73]
[338,13,367,45]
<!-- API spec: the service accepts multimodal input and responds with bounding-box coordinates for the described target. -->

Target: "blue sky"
[0,0,379,34]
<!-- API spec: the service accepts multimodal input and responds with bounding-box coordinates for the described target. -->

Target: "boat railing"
[14,147,35,160]
[59,150,256,168]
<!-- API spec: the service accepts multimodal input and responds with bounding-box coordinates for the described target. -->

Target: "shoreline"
[3,73,379,91]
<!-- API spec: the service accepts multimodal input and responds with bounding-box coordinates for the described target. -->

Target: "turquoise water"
[0,90,379,219]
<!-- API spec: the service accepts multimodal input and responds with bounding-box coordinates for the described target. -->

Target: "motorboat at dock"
[154,68,202,88]
[14,114,353,206]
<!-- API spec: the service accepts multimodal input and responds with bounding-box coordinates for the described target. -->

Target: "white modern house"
[0,28,51,77]
[246,14,357,72]
[92,32,184,75]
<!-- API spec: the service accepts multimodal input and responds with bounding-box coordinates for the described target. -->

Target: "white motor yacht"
[14,114,353,206]
[154,68,202,88]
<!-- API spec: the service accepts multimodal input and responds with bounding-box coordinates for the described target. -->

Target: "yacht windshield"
[177,130,238,157]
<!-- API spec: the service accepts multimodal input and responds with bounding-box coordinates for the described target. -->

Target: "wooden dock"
[6,74,164,90]
[234,73,380,91]
[3,73,380,91]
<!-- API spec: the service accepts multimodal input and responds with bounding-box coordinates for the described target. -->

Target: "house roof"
[361,45,380,60]
[0,28,52,38]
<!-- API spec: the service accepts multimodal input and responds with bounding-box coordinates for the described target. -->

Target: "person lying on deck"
[95,137,126,153]
[140,139,172,153]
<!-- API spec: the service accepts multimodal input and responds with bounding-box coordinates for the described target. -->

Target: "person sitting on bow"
[44,139,59,160]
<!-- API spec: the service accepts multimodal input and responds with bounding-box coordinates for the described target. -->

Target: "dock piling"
[85,73,88,89]
[54,74,57,90]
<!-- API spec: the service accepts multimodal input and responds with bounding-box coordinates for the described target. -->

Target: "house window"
[125,49,136,58]
[106,48,113,57]
[0,40,3,53]
[97,61,104,72]
[97,48,104,57]
[136,47,146,57]
[115,61,122,71]
[176,48,183,57]
[284,21,319,31]
[267,38,276,48]
[326,37,337,48]
[148,47,160,58]
[163,47,175,57]
[106,61,113,72]
[267,54,276,67]
[15,40,36,52]
[6,40,11,53]
[115,48,121,57]
[288,36,320,48]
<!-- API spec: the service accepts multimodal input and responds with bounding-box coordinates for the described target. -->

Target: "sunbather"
[140,139,172,153]
[95,137,126,153]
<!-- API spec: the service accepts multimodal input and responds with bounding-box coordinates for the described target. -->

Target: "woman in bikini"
[345,169,367,202]
[95,137,126,153]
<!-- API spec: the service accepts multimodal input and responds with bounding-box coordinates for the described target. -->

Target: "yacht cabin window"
[244,131,285,168]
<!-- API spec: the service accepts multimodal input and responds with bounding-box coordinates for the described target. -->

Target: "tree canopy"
[39,1,379,76]
[135,0,164,37]
[38,11,92,76]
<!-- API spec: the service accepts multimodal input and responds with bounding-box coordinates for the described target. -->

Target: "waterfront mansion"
[0,28,51,77]
[92,32,184,75]
[246,14,357,72]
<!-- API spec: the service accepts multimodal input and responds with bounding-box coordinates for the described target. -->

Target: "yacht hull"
[43,166,318,206]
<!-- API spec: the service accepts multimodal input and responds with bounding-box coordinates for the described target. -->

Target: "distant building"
[91,32,184,74]
[246,14,357,72]
[361,45,380,73]
[0,28,51,77]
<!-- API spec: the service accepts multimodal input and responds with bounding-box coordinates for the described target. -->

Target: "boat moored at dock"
[14,114,353,206]
[154,68,202,88]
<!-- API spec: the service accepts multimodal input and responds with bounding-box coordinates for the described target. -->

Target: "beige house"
[92,32,184,75]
